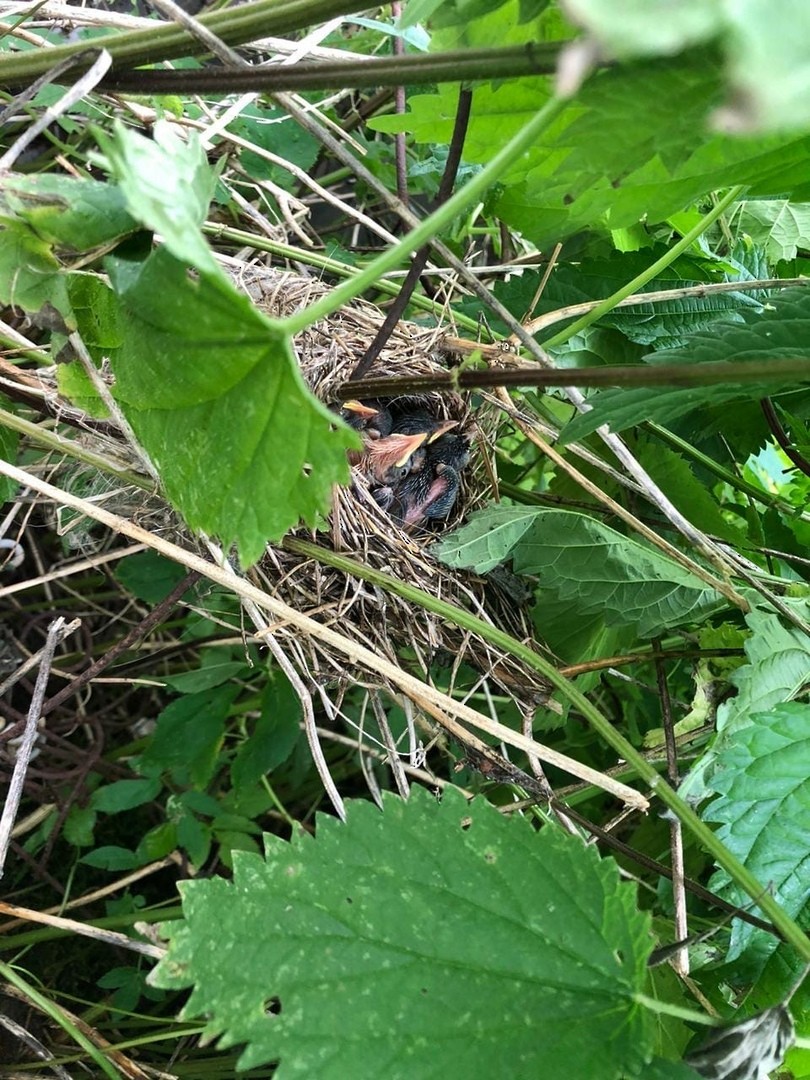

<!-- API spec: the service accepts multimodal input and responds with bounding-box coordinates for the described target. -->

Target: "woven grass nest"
[232,263,552,716]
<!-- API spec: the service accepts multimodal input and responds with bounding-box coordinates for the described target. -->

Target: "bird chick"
[388,433,471,528]
[389,407,459,443]
[340,400,393,439]
[359,430,429,485]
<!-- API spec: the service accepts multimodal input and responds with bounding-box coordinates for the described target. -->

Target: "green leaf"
[562,0,720,59]
[735,200,810,263]
[107,246,355,565]
[0,418,19,503]
[435,504,539,573]
[96,119,219,277]
[561,285,810,443]
[162,661,248,694]
[231,673,303,791]
[706,703,810,966]
[563,0,810,134]
[495,250,763,351]
[682,604,810,801]
[63,806,96,848]
[438,507,723,637]
[90,777,162,814]
[152,788,654,1078]
[630,437,743,543]
[0,173,137,250]
[0,220,69,314]
[139,685,238,788]
[80,846,140,871]
[116,550,191,604]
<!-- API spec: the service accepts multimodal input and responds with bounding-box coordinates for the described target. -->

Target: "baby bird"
[340,400,393,439]
[388,433,472,528]
[359,430,429,485]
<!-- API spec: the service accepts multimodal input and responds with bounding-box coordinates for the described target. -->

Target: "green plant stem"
[281,93,570,337]
[0,0,365,84]
[285,535,810,963]
[101,43,560,94]
[0,407,153,490]
[203,223,480,330]
[541,185,747,350]
[0,959,123,1079]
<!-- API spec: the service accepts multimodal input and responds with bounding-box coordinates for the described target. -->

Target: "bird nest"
[232,264,552,717]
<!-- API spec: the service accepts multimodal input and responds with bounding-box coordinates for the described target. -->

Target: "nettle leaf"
[438,507,722,637]
[107,247,355,565]
[0,173,137,250]
[734,200,810,263]
[562,0,810,134]
[561,285,810,444]
[434,504,539,572]
[705,703,810,968]
[151,788,654,1078]
[495,250,762,351]
[96,119,219,276]
[682,604,810,802]
[0,219,69,314]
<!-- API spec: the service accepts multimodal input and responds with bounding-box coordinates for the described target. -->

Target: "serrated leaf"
[434,504,539,572]
[0,173,137,250]
[139,685,238,788]
[116,550,191,604]
[90,778,162,814]
[704,703,810,967]
[562,0,810,135]
[631,437,743,543]
[561,286,810,444]
[151,788,654,1078]
[439,507,722,637]
[681,604,810,801]
[735,200,810,263]
[494,250,762,351]
[96,120,219,277]
[0,220,69,314]
[106,246,355,566]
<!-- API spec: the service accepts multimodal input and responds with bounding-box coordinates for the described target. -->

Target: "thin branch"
[653,638,688,977]
[334,356,810,399]
[0,617,79,879]
[349,87,473,381]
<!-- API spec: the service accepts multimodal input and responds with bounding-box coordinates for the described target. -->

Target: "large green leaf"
[151,788,655,1078]
[0,219,69,314]
[705,703,810,966]
[560,285,810,444]
[376,20,810,248]
[734,200,810,263]
[96,120,219,277]
[564,0,810,134]
[107,246,355,566]
[0,173,137,250]
[437,506,723,637]
[681,604,810,801]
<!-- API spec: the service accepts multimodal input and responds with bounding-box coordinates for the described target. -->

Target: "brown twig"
[761,396,810,479]
[349,87,473,381]
[38,571,200,720]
